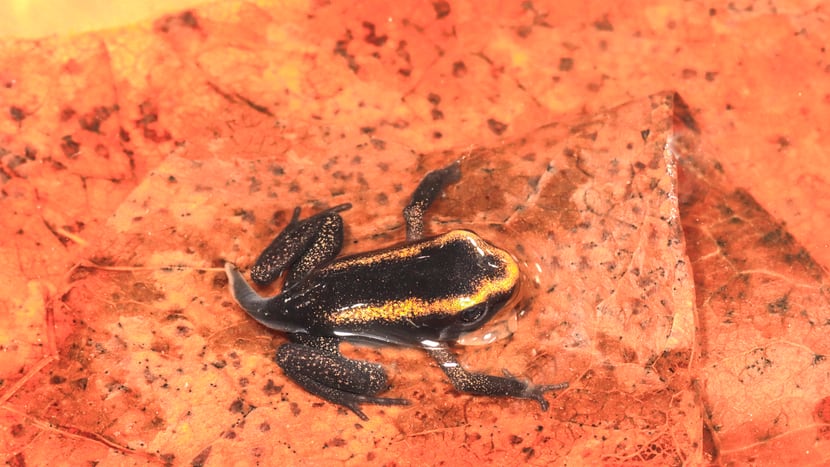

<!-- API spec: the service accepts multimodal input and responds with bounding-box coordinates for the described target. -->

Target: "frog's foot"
[519,381,569,411]
[276,342,409,420]
[289,373,410,420]
[499,368,568,410]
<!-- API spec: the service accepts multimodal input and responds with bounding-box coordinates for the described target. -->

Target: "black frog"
[225,161,567,419]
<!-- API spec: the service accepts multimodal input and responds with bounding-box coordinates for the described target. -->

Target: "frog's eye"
[459,303,488,323]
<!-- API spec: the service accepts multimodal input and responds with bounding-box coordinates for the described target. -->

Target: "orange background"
[1,1,828,465]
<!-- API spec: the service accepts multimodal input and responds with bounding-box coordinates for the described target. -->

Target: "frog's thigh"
[276,342,388,395]
[286,212,345,285]
[252,204,350,286]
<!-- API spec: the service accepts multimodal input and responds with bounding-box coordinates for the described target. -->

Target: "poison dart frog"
[225,161,568,419]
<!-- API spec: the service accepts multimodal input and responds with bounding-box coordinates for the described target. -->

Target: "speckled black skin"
[225,161,568,419]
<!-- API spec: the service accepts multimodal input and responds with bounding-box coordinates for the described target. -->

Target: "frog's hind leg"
[250,203,351,287]
[404,161,461,241]
[425,345,568,411]
[276,335,409,420]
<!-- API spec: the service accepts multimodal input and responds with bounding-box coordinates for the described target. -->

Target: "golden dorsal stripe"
[332,246,520,325]
[326,230,488,270]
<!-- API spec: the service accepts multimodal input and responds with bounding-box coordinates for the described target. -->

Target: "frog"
[224,161,568,420]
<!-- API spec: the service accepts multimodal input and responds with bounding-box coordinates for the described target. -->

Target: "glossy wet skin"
[225,161,568,419]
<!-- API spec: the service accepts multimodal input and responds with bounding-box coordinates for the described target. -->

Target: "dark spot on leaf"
[263,379,283,395]
[783,248,822,279]
[452,61,467,77]
[334,32,359,73]
[487,119,508,135]
[433,0,451,18]
[79,105,115,133]
[95,144,109,159]
[270,164,285,176]
[229,399,244,413]
[362,22,387,46]
[516,25,532,38]
[760,226,792,246]
[233,208,255,223]
[594,17,613,31]
[8,453,25,467]
[766,295,789,314]
[164,312,187,321]
[9,106,24,121]
[814,396,830,424]
[60,135,80,158]
[72,377,88,390]
[50,375,66,384]
[156,10,200,33]
[136,100,172,142]
[60,107,76,121]
[327,437,347,447]
[180,11,199,29]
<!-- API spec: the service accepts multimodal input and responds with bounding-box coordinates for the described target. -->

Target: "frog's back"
[288,230,519,344]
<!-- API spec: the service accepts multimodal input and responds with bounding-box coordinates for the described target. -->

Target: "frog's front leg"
[404,161,461,241]
[425,346,568,410]
[276,334,410,420]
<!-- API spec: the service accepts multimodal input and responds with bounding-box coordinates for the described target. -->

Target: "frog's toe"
[287,371,408,420]
[525,381,569,411]
[335,394,409,420]
[353,394,410,407]
[345,394,410,421]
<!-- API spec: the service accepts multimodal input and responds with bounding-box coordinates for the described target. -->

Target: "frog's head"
[434,285,518,342]
[415,232,521,343]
